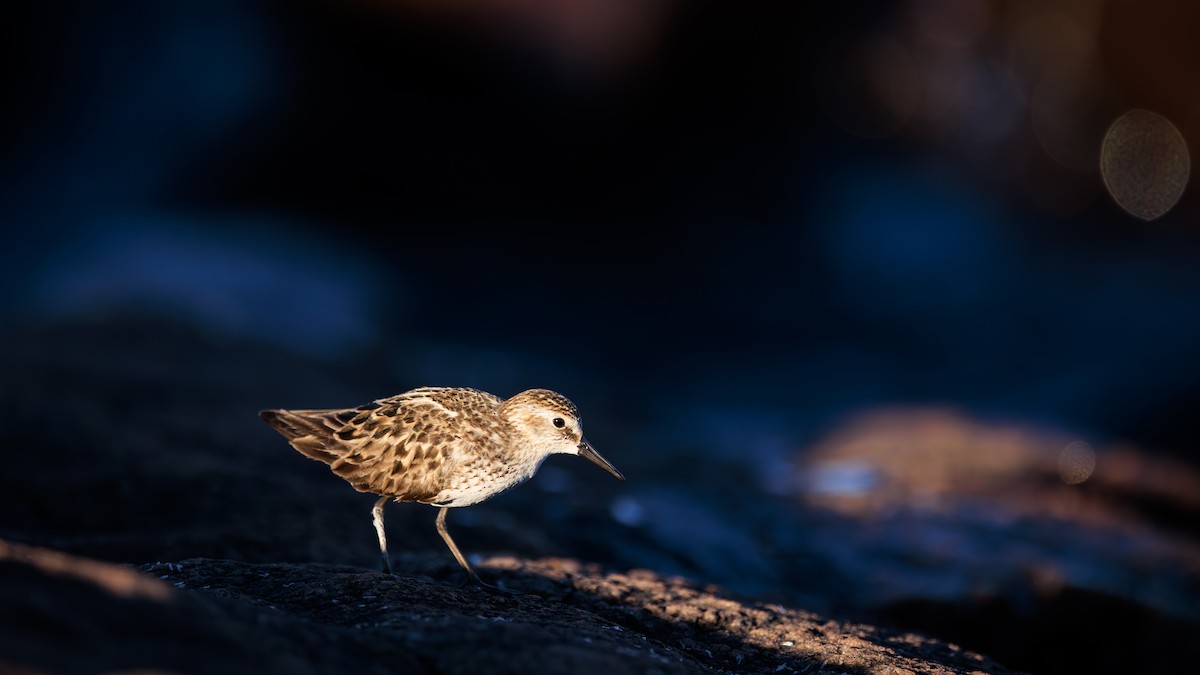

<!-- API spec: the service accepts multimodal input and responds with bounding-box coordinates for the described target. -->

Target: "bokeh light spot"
[610,496,645,526]
[1058,441,1096,485]
[1100,109,1190,220]
[806,461,879,497]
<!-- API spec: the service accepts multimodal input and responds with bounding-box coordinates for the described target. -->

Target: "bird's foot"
[478,579,524,595]
[455,572,522,595]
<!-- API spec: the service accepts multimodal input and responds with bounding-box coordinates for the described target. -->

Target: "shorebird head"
[502,389,625,481]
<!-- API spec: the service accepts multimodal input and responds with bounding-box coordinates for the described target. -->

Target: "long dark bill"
[577,438,625,481]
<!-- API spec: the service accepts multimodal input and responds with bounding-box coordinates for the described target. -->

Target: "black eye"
[552,417,566,429]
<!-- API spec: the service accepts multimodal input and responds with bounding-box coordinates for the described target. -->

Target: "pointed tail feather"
[259,409,346,464]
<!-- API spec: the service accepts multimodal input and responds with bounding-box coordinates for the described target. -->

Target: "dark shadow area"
[882,590,1200,675]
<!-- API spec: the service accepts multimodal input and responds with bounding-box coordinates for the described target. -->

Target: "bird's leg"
[434,507,482,583]
[434,507,520,594]
[373,496,393,575]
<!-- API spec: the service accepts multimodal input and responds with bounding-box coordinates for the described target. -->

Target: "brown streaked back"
[260,388,509,503]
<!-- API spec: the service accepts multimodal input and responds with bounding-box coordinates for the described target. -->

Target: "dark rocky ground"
[2,316,1199,674]
[2,541,1004,674]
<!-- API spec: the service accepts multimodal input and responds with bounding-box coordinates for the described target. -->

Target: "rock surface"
[1,539,1004,674]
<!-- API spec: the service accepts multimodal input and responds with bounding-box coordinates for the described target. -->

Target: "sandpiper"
[260,387,624,591]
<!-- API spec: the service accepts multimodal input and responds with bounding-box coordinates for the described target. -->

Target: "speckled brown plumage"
[260,387,624,591]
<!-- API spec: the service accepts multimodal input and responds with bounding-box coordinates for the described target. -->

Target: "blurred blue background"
[5,0,1200,447]
[4,1,1200,672]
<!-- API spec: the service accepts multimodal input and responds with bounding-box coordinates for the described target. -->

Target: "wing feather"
[260,387,506,503]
